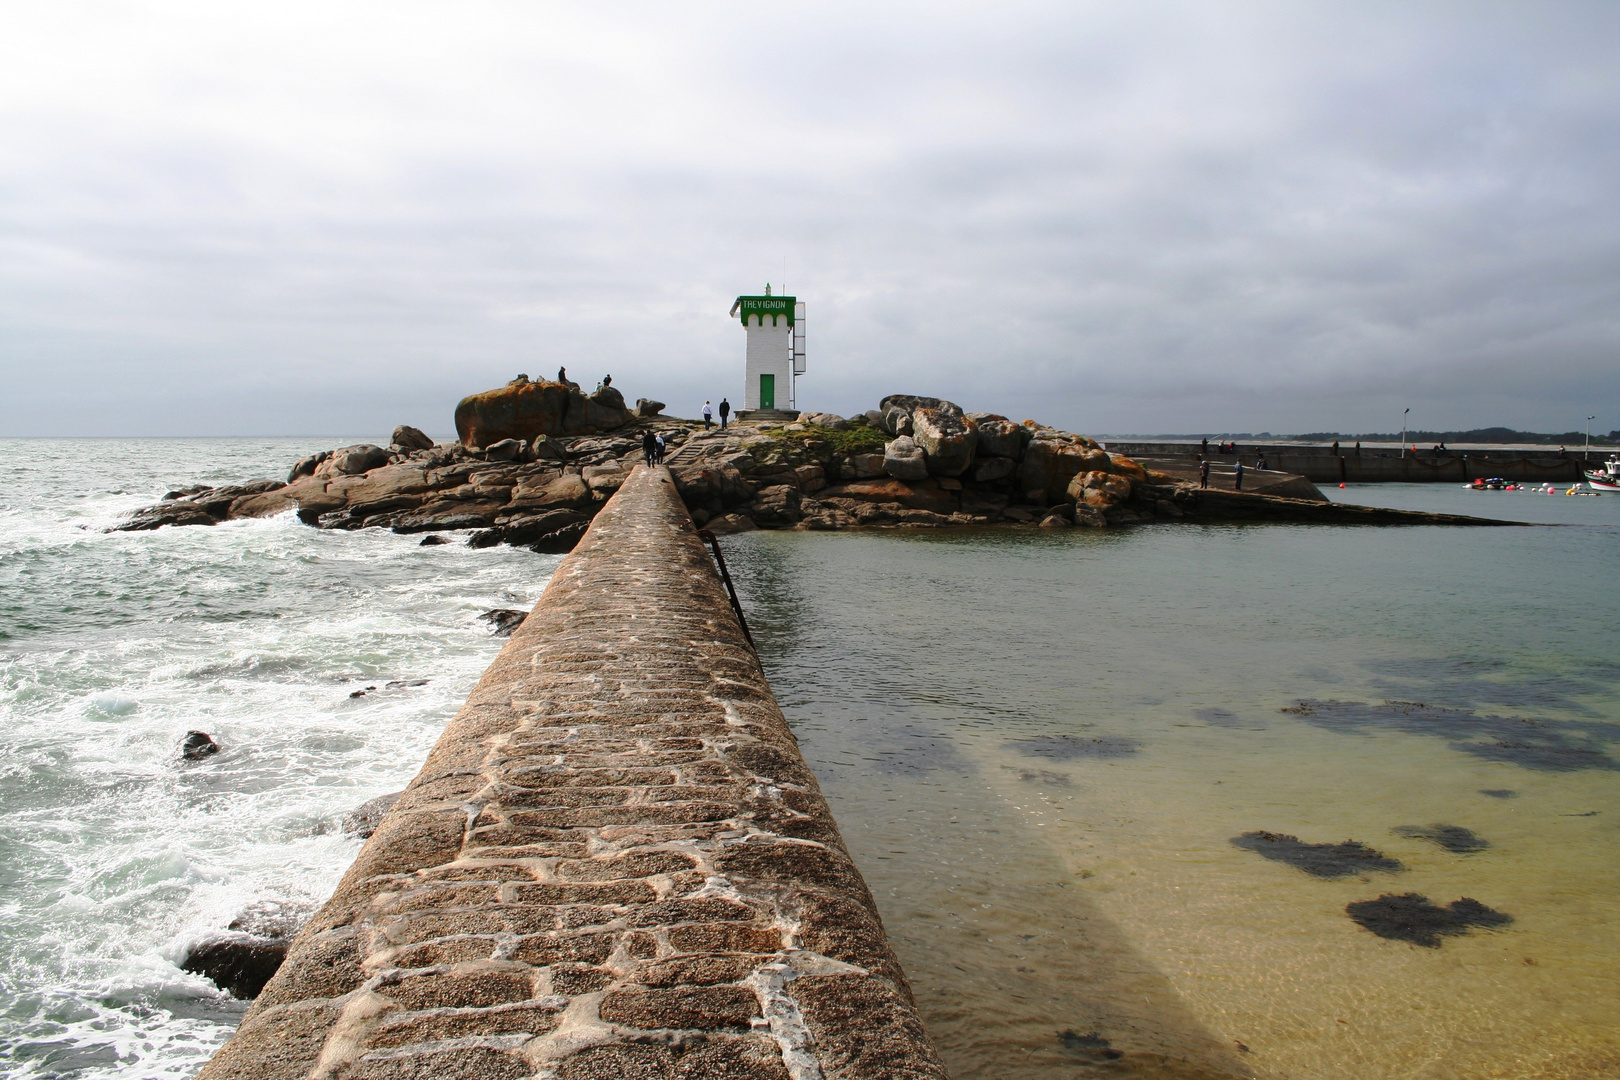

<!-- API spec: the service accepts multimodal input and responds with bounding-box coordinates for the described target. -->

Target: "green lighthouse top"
[730,284,796,327]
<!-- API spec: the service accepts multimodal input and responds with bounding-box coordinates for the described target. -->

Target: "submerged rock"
[1231,831,1404,878]
[1058,1030,1123,1061]
[181,936,288,999]
[342,791,403,839]
[181,730,219,760]
[1006,735,1139,760]
[1393,824,1489,853]
[1346,893,1512,947]
[1480,788,1518,799]
[480,608,528,636]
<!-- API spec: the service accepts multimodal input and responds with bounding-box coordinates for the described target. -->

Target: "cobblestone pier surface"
[197,464,946,1080]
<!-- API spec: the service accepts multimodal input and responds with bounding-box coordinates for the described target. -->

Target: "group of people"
[641,429,667,467]
[700,398,731,429]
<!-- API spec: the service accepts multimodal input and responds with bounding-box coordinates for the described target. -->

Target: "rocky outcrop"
[115,395,1518,546]
[910,408,979,476]
[883,436,929,480]
[454,378,636,449]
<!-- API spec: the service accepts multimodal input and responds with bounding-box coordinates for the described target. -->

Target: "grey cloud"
[1,1,1618,437]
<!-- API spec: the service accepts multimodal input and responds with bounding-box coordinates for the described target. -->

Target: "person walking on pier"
[655,433,667,464]
[702,401,713,429]
[1255,452,1268,471]
[1199,459,1210,488]
[719,398,730,428]
[641,429,657,467]
[1234,460,1245,491]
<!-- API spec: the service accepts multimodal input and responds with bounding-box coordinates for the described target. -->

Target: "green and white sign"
[731,295,796,326]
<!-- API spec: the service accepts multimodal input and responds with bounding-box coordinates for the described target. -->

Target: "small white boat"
[1584,456,1620,491]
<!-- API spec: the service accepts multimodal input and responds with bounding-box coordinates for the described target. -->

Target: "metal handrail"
[696,528,757,653]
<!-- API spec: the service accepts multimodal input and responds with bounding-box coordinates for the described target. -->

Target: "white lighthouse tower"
[730,285,805,417]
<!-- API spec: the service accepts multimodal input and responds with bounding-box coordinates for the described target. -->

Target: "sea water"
[726,485,1620,1079]
[0,439,552,1078]
[2,443,1617,1079]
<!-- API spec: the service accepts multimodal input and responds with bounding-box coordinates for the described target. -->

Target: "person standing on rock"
[702,401,713,429]
[719,398,730,428]
[641,429,657,467]
[1234,459,1245,491]
[1199,459,1210,488]
[557,366,567,384]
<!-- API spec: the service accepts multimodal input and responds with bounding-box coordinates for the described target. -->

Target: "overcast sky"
[3,1,1618,437]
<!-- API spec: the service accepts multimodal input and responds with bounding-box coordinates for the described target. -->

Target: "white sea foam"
[0,438,556,1078]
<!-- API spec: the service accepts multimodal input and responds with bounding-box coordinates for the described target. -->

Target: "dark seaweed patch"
[1393,824,1488,853]
[1346,893,1512,947]
[1007,735,1140,760]
[1058,1030,1122,1061]
[1281,699,1620,772]
[1479,789,1518,799]
[1196,707,1266,730]
[1365,656,1620,717]
[871,724,973,776]
[1232,831,1404,878]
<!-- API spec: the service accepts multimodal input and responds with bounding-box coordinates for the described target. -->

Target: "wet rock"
[910,408,979,477]
[530,520,589,553]
[181,730,220,760]
[115,503,221,531]
[883,436,929,481]
[1393,824,1488,853]
[480,609,528,637]
[342,790,403,839]
[1231,831,1404,878]
[1346,893,1512,947]
[419,534,451,546]
[1038,509,1072,529]
[1006,735,1139,760]
[181,935,288,999]
[391,425,435,451]
[748,484,803,526]
[469,509,589,549]
[635,398,666,417]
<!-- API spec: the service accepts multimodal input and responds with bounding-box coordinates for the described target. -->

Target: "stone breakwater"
[114,394,1514,546]
[195,465,945,1080]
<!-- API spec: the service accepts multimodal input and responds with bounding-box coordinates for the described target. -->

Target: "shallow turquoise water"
[2,448,1616,1079]
[725,496,1620,1078]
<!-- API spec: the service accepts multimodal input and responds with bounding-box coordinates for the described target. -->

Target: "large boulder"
[635,398,665,418]
[969,414,1030,460]
[879,394,964,419]
[883,436,929,480]
[1020,439,1109,503]
[1067,470,1133,508]
[325,444,391,476]
[454,379,635,449]
[391,425,435,451]
[911,408,979,477]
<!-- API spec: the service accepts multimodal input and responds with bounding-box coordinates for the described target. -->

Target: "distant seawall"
[198,466,944,1079]
[1105,441,1587,484]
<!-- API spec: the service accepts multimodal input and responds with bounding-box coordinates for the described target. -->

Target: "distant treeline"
[1143,427,1617,445]
[1289,427,1618,445]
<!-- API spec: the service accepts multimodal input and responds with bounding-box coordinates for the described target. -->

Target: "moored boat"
[1584,456,1620,490]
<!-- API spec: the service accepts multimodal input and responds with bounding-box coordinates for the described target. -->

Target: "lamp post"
[1588,416,1596,460]
[1400,408,1409,458]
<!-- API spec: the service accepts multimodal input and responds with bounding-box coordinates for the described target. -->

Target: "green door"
[760,373,775,410]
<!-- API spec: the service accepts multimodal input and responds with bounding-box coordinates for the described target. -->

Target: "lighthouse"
[729,285,805,415]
